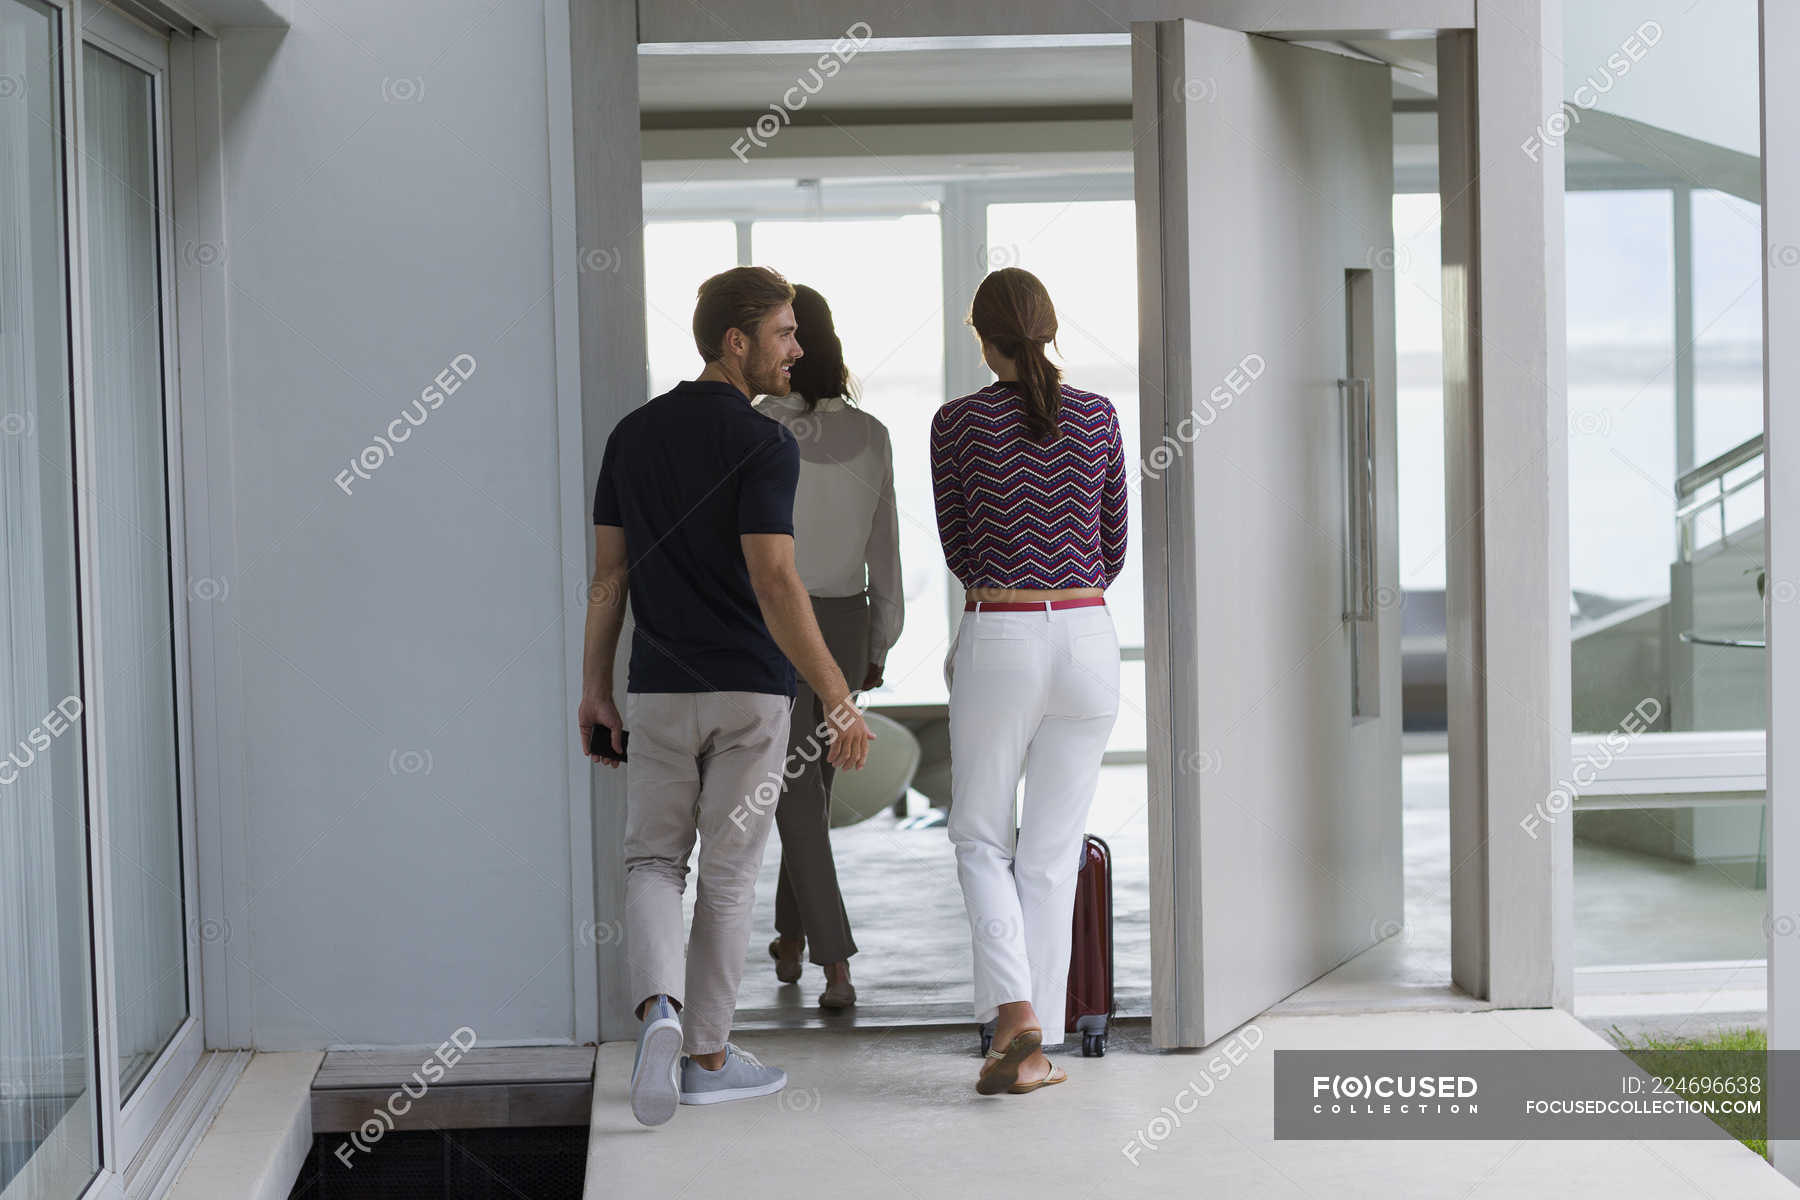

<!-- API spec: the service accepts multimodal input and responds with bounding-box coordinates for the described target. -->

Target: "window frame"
[3,2,205,1195]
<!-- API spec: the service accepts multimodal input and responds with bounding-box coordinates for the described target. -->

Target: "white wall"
[1561,0,1758,157]
[192,0,589,1049]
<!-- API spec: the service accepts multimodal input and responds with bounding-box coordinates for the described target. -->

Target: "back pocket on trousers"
[971,635,1034,669]
[1070,631,1122,699]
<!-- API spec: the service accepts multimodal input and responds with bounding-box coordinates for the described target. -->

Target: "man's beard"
[744,347,791,397]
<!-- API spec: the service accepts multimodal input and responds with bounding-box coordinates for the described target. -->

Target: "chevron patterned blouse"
[929,382,1129,590]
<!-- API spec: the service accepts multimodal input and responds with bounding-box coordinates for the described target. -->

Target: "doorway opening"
[629,27,1473,1042]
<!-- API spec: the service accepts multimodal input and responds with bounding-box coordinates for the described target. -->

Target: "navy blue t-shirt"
[593,379,799,696]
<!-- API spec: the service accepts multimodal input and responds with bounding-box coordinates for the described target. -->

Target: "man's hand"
[580,691,624,766]
[822,693,874,770]
[858,663,883,691]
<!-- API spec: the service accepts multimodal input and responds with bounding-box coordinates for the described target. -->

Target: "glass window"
[1566,188,1677,608]
[642,220,737,399]
[985,200,1145,755]
[1564,190,1680,736]
[984,201,1141,644]
[749,215,948,705]
[0,1,101,1194]
[1392,193,1446,593]
[82,43,187,1101]
[1691,189,1763,469]
[1575,802,1765,967]
[1565,0,1767,977]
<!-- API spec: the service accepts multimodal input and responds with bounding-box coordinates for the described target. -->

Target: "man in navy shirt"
[579,266,872,1127]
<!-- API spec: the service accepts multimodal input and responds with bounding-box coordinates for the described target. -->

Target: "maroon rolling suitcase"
[1065,834,1114,1056]
[978,834,1115,1058]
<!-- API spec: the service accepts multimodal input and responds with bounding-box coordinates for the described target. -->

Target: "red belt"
[964,596,1106,612]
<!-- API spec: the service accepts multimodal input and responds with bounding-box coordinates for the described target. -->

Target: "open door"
[1133,20,1402,1048]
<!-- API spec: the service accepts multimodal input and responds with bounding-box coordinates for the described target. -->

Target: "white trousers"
[945,603,1120,1047]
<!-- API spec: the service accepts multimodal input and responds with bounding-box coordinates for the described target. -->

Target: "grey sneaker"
[678,1043,787,1105]
[629,996,683,1126]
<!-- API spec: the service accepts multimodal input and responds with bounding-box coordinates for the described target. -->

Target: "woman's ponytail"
[970,268,1063,441]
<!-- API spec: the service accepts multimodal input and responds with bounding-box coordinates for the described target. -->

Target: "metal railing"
[1675,431,1764,561]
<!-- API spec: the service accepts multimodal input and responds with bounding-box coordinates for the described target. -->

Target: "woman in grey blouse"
[754,284,904,1009]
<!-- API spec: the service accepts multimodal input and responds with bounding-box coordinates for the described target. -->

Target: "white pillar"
[1761,0,1800,1177]
[1438,1,1573,1008]
[568,0,650,1043]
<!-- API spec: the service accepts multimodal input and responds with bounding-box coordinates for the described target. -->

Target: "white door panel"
[1135,20,1401,1047]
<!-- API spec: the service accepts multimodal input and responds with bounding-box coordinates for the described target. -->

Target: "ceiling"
[637,36,1442,121]
[636,37,1672,193]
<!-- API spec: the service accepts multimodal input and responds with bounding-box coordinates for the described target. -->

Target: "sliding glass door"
[0,2,101,1196]
[81,30,192,1114]
[1,3,195,1194]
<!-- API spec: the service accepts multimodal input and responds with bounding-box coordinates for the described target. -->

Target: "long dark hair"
[969,267,1062,440]
[786,284,857,411]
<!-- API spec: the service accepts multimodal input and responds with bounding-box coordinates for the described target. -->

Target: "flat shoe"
[976,1027,1043,1096]
[1009,1063,1067,1094]
[819,978,856,1009]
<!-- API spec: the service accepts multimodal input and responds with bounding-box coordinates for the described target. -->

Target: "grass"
[1609,1025,1767,1158]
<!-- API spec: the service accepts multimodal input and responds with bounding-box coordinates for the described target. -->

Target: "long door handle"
[1339,377,1376,623]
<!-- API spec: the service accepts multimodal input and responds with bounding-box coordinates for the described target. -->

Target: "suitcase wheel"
[1082,1031,1106,1058]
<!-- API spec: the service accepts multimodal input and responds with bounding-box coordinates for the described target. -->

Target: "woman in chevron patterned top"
[929,266,1128,1097]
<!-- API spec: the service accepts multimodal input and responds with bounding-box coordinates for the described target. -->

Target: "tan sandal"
[769,937,803,984]
[976,1027,1043,1095]
[1008,1061,1067,1094]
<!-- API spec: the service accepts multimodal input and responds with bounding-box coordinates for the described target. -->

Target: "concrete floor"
[702,750,1767,1034]
[585,1008,1795,1199]
[707,763,1153,1031]
[1574,839,1767,966]
[714,755,1471,1030]
[1275,752,1472,1014]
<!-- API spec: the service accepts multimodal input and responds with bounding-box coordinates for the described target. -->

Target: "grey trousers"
[772,593,871,964]
[622,690,792,1055]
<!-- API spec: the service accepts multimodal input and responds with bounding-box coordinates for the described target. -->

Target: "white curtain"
[0,2,99,1197]
[81,44,187,1100]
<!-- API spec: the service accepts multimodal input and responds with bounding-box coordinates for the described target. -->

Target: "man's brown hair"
[692,266,796,362]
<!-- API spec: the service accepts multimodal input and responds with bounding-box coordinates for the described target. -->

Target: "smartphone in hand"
[589,724,628,763]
